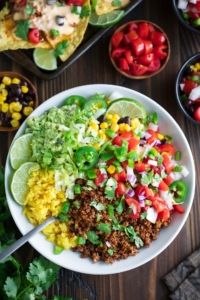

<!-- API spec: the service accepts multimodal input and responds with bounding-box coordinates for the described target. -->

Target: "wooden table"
[0,0,200,299]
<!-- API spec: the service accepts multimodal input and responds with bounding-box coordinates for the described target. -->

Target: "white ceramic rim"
[5,84,196,275]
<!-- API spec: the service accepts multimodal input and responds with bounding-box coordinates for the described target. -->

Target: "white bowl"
[5,84,195,275]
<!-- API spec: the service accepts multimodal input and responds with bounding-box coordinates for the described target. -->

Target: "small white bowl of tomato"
[109,20,170,79]
[176,53,200,124]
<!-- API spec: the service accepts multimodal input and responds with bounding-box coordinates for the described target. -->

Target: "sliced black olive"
[55,16,65,26]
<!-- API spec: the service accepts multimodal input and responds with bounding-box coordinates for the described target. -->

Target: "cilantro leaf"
[87,231,100,245]
[115,199,124,214]
[124,226,144,248]
[15,20,29,40]
[80,5,91,18]
[54,41,69,57]
[25,5,35,16]
[4,276,20,298]
[90,200,105,211]
[96,223,111,234]
[26,257,60,294]
[104,178,117,200]
[141,170,154,186]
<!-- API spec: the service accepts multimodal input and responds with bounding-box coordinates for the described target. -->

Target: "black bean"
[97,115,105,123]
[118,116,131,125]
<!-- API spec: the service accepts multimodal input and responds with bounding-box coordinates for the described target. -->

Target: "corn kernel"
[106,114,113,120]
[92,143,100,150]
[124,124,131,131]
[0,94,6,103]
[107,165,116,174]
[111,123,119,132]
[98,131,106,141]
[100,122,108,129]
[90,122,99,131]
[119,123,126,131]
[0,83,5,90]
[2,76,11,85]
[10,119,20,128]
[1,89,8,98]
[9,102,22,113]
[23,106,33,116]
[21,85,29,93]
[29,101,34,107]
[131,118,140,130]
[12,78,20,84]
[1,103,9,113]
[157,133,165,140]
[12,112,22,121]
[112,114,120,122]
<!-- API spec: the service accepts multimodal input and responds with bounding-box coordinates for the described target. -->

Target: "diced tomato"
[130,63,148,76]
[66,0,83,5]
[111,48,126,59]
[153,45,168,60]
[194,107,200,122]
[28,29,40,44]
[116,182,126,197]
[129,212,140,219]
[94,171,106,186]
[128,137,140,151]
[158,209,170,221]
[124,50,134,64]
[159,144,176,156]
[134,162,149,172]
[143,40,153,54]
[107,158,116,166]
[164,175,174,185]
[152,197,167,213]
[151,31,166,46]
[148,23,155,33]
[148,58,161,73]
[135,185,154,198]
[112,135,122,146]
[114,170,127,182]
[126,198,141,219]
[18,0,27,5]
[183,79,198,95]
[128,22,138,31]
[111,31,123,48]
[173,204,185,214]
[158,180,169,191]
[146,129,158,144]
[138,53,154,66]
[119,58,129,71]
[131,38,145,56]
[162,153,174,174]
[138,22,149,39]
[124,30,138,44]
[120,131,133,140]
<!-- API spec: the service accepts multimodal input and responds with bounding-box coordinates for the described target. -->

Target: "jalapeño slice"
[170,180,188,204]
[74,146,99,170]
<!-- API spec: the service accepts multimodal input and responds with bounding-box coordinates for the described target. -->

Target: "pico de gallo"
[180,61,200,122]
[177,0,200,29]
[110,21,169,77]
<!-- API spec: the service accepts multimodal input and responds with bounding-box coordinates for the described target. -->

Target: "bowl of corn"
[0,72,38,132]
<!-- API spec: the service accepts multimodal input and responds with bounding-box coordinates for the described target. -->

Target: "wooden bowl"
[109,20,171,80]
[0,72,38,132]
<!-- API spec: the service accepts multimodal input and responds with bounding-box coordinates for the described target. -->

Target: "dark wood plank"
[0,0,200,299]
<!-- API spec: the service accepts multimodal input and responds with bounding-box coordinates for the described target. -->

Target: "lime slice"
[11,162,39,205]
[10,133,33,170]
[33,48,57,71]
[106,98,147,119]
[89,10,125,27]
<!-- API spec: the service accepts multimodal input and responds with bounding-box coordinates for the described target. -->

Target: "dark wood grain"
[0,0,200,299]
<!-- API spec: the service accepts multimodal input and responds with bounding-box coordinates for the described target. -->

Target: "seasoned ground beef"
[68,186,170,263]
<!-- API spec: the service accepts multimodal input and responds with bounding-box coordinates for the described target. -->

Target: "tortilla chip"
[95,0,129,15]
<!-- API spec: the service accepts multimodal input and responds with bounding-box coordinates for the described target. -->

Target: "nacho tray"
[3,0,143,80]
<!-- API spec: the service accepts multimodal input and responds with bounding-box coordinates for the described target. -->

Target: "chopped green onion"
[74,184,82,194]
[128,150,138,161]
[50,28,60,38]
[77,236,86,245]
[173,165,183,172]
[107,248,114,256]
[86,169,96,179]
[175,151,181,161]
[53,245,64,254]
[105,128,115,138]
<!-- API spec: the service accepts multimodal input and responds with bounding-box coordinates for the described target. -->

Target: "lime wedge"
[10,133,33,170]
[33,48,57,71]
[11,162,39,205]
[106,98,147,119]
[89,10,125,27]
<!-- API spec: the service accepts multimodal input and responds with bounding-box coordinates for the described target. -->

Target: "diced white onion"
[138,194,146,201]
[189,86,200,101]
[130,203,137,215]
[180,83,185,91]
[105,241,111,247]
[160,191,174,210]
[126,166,137,186]
[181,166,189,177]
[148,123,158,132]
[126,189,135,197]
[146,207,158,223]
[148,159,158,166]
[144,132,152,139]
[178,0,188,9]
[139,200,145,207]
[170,172,183,180]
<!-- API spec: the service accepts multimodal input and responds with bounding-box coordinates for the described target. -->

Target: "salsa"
[178,0,200,29]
